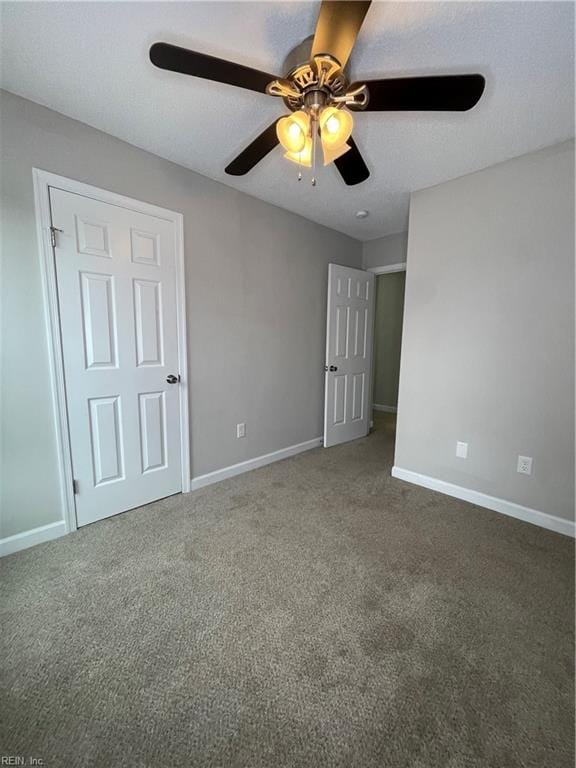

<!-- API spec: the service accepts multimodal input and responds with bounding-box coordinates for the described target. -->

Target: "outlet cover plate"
[517,455,533,475]
[456,441,468,459]
[236,423,246,439]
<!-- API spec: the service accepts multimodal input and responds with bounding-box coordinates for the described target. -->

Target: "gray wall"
[362,232,407,270]
[372,272,406,408]
[0,90,361,539]
[395,140,575,522]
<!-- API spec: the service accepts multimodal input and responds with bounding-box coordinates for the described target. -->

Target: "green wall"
[372,272,406,409]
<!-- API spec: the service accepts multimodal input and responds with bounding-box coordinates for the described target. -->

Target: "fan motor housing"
[281,35,316,75]
[267,36,367,113]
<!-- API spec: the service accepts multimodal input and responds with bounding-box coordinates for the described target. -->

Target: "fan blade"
[150,42,277,94]
[225,120,280,176]
[334,137,370,186]
[311,1,372,68]
[352,74,485,111]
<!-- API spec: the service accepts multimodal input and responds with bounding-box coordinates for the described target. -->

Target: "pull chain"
[311,118,317,187]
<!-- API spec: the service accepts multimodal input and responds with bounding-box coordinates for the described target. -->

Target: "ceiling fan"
[150,1,485,186]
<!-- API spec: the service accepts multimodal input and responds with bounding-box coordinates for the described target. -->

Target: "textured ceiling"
[1,1,574,240]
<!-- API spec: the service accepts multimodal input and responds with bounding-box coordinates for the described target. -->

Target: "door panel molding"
[80,271,118,369]
[88,395,125,486]
[33,168,190,533]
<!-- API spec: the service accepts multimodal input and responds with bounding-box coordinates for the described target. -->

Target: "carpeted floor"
[1,412,574,767]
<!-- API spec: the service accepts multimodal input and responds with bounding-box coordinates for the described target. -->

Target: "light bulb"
[325,115,340,134]
[288,123,301,140]
[319,107,353,151]
[276,111,310,154]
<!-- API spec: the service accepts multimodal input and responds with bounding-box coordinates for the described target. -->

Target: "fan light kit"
[150,1,485,187]
[276,103,353,184]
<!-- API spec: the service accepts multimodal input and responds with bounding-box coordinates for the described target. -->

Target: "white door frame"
[367,262,406,275]
[32,168,190,534]
[366,263,407,419]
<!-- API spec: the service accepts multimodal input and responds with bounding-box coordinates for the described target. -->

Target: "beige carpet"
[1,412,574,767]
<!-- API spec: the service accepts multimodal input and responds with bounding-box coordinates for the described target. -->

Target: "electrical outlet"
[517,455,533,475]
[236,423,246,439]
[456,441,468,459]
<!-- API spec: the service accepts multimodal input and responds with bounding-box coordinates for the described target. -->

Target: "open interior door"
[324,263,375,448]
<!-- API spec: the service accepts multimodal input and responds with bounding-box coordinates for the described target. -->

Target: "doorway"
[370,267,406,435]
[34,170,190,530]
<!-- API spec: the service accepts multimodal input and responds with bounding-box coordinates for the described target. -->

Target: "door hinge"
[50,226,63,248]
[72,479,79,495]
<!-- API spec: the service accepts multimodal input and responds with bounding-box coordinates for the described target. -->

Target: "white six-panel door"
[51,187,182,526]
[324,264,375,448]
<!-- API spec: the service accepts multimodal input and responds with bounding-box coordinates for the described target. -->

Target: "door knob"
[166,374,180,384]
[324,365,338,372]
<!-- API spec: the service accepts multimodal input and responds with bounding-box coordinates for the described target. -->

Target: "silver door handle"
[166,374,180,384]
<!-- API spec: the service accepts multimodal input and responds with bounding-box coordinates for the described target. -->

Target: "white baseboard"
[373,403,397,413]
[391,466,575,538]
[0,520,67,557]
[190,437,323,491]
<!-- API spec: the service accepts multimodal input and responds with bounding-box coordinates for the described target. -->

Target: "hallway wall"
[372,272,406,410]
[362,232,407,270]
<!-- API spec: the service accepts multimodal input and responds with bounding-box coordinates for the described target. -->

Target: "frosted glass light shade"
[284,136,313,167]
[322,142,352,166]
[276,111,310,153]
[319,107,353,150]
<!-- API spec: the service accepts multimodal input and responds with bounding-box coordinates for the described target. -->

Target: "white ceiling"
[1,1,574,240]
